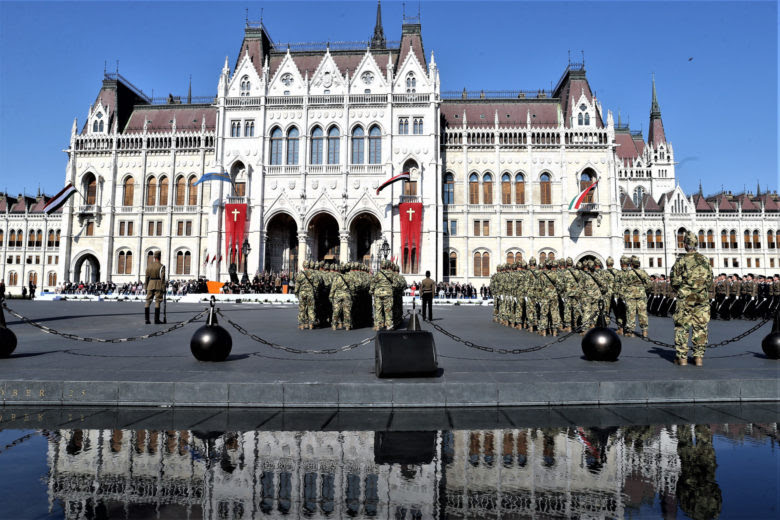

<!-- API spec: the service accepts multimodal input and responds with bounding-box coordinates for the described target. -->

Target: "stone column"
[339,231,350,263]
[297,232,308,271]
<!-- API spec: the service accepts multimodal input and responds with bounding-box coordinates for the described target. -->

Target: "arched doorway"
[265,213,298,272]
[349,212,382,267]
[577,254,601,266]
[230,161,247,197]
[73,253,100,283]
[308,213,340,262]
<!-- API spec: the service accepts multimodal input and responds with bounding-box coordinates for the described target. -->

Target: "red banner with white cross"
[399,202,422,266]
[224,203,247,264]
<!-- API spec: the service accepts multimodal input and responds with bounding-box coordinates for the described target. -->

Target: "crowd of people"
[407,281,489,300]
[220,271,295,294]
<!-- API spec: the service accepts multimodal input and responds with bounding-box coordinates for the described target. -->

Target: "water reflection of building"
[48,426,686,519]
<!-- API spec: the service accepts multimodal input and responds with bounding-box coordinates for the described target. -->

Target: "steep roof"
[642,193,662,212]
[614,129,646,165]
[737,193,759,211]
[268,49,398,80]
[693,193,714,212]
[620,193,638,212]
[759,193,779,211]
[124,106,217,133]
[81,75,150,135]
[397,23,426,70]
[1,194,60,214]
[552,66,604,129]
[714,194,736,211]
[440,100,559,128]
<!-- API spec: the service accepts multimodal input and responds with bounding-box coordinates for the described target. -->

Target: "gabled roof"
[656,190,676,210]
[737,193,759,211]
[440,101,559,128]
[268,50,398,80]
[0,195,14,213]
[642,194,662,212]
[124,106,217,134]
[693,194,714,212]
[397,23,426,71]
[552,66,604,129]
[81,75,150,135]
[620,193,638,212]
[714,194,736,211]
[614,130,646,164]
[1,194,59,214]
[759,193,779,211]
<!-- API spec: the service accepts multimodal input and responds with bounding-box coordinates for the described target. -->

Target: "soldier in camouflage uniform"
[671,231,713,366]
[536,260,561,336]
[525,257,539,331]
[490,265,501,322]
[558,258,579,332]
[329,263,354,330]
[619,255,651,337]
[295,261,321,329]
[580,260,606,332]
[370,260,395,330]
[390,262,406,327]
[603,257,619,320]
[514,260,529,329]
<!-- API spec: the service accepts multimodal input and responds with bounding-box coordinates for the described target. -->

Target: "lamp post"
[380,238,390,261]
[241,238,251,284]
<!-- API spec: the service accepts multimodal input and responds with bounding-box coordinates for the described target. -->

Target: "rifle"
[161,265,167,324]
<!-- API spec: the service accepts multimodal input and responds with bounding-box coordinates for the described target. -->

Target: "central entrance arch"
[349,212,382,267]
[308,213,340,262]
[73,253,100,283]
[265,213,298,272]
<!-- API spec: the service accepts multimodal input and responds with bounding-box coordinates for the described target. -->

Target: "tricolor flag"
[194,172,233,186]
[569,179,599,210]
[43,183,77,214]
[376,171,410,195]
[203,253,210,265]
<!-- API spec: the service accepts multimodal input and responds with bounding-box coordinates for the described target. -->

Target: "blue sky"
[0,0,777,197]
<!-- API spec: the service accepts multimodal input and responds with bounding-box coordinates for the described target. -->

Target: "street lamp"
[380,238,390,260]
[241,238,251,284]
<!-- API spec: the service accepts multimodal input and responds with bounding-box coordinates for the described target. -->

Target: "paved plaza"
[0,300,777,408]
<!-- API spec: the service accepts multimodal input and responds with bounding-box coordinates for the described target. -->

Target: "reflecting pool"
[0,405,777,519]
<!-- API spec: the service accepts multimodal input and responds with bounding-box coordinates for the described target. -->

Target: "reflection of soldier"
[671,231,713,366]
[295,261,320,329]
[144,251,166,324]
[676,424,722,520]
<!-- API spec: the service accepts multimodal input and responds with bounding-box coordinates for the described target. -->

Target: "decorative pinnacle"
[371,0,386,49]
[650,73,661,119]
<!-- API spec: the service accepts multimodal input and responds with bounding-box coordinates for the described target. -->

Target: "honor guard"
[144,251,166,324]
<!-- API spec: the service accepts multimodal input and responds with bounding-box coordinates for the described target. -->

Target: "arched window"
[729,230,737,248]
[8,231,14,248]
[506,252,515,264]
[175,176,186,205]
[146,177,157,206]
[540,252,547,262]
[122,177,134,206]
[539,173,551,204]
[753,230,760,249]
[286,127,299,165]
[473,251,490,277]
[443,173,454,205]
[83,173,97,205]
[29,272,37,286]
[310,127,323,165]
[158,176,169,206]
[768,230,776,249]
[548,252,555,261]
[47,230,54,248]
[482,173,493,205]
[677,228,687,249]
[47,272,57,287]
[0,229,3,247]
[93,120,98,132]
[469,173,479,204]
[633,230,640,249]
[646,230,654,248]
[368,125,381,164]
[632,186,645,207]
[515,173,525,204]
[270,127,283,165]
[117,251,133,275]
[406,73,416,93]
[146,250,158,269]
[446,251,457,277]
[744,230,751,249]
[580,171,596,203]
[176,251,192,275]
[655,230,663,248]
[707,230,714,249]
[351,126,365,164]
[35,230,42,247]
[721,230,728,249]
[28,230,35,247]
[8,272,17,286]
[99,120,104,132]
[187,176,197,206]
[239,76,250,96]
[698,230,706,248]
[578,113,583,126]
[584,113,590,125]
[327,127,340,164]
[16,229,23,248]
[624,229,631,248]
[55,230,60,247]
[501,174,511,204]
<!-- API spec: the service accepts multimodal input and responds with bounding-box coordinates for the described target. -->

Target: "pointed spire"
[698,180,703,195]
[222,56,230,74]
[650,73,661,119]
[756,180,761,196]
[371,1,386,49]
[187,75,192,104]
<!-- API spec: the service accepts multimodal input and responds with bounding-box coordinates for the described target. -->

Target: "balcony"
[78,204,99,215]
[348,94,387,105]
[172,205,199,213]
[392,93,431,104]
[308,95,345,105]
[267,165,301,175]
[399,195,421,203]
[266,96,304,106]
[348,164,383,174]
[576,202,600,214]
[225,96,261,107]
[308,165,341,174]
[144,206,168,213]
[225,196,248,205]
[118,206,134,213]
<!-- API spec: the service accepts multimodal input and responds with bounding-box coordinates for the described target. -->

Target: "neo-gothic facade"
[0,3,777,295]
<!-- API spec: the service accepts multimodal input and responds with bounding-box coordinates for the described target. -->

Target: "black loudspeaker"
[374,431,436,465]
[375,330,438,378]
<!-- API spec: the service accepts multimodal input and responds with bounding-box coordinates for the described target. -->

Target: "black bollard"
[761,308,780,359]
[190,297,232,362]
[0,297,17,358]
[582,301,621,361]
[408,298,422,331]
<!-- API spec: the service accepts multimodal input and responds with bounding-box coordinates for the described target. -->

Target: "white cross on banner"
[398,201,423,270]
[224,203,247,264]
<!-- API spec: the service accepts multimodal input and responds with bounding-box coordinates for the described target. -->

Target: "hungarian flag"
[43,183,77,214]
[376,171,410,195]
[569,179,599,210]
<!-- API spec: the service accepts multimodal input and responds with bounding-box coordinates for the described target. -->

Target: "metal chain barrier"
[1,302,207,344]
[637,318,771,349]
[216,309,375,355]
[421,317,586,354]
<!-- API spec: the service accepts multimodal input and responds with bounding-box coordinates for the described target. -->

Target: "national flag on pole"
[43,183,77,214]
[568,179,599,210]
[193,172,233,186]
[203,253,210,265]
[376,171,410,195]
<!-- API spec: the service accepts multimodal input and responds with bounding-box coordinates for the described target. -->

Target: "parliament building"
[0,3,778,295]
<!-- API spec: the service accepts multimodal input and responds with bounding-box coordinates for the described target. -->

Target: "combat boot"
[693,356,703,367]
[332,324,337,330]
[298,324,305,330]
[642,329,648,338]
[674,357,688,366]
[154,308,162,324]
[552,329,558,336]
[616,327,623,335]
[345,325,351,331]
[144,307,151,325]
[539,330,546,337]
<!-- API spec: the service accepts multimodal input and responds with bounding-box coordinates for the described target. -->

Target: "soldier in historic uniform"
[144,251,166,324]
[295,261,320,329]
[670,231,713,366]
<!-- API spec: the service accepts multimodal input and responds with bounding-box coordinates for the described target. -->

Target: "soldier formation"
[490,254,654,338]
[294,260,406,331]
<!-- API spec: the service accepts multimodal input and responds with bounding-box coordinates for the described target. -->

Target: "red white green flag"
[568,179,598,210]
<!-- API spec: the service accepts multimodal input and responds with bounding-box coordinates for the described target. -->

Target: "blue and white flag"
[193,172,233,186]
